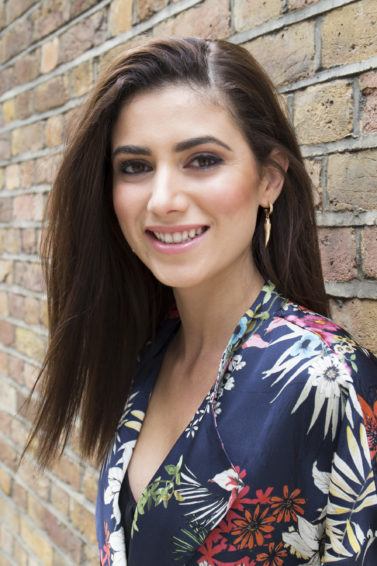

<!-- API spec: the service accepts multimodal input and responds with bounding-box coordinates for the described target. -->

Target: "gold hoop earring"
[264,202,273,247]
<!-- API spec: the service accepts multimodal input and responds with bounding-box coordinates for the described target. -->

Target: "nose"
[146,165,188,216]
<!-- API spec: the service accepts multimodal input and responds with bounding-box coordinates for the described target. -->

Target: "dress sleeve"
[322,345,377,565]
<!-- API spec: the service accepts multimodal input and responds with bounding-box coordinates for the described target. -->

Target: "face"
[111,84,277,290]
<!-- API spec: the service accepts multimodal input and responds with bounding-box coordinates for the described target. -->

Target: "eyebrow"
[111,136,232,158]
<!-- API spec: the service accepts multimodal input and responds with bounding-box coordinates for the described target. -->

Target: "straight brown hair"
[23,36,329,468]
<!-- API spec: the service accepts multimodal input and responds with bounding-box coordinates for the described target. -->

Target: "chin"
[150,267,208,290]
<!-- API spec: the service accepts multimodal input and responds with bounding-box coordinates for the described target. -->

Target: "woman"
[25,37,377,565]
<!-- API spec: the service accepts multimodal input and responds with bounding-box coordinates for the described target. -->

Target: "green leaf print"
[131,456,185,537]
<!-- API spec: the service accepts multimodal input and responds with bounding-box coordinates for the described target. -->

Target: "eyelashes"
[117,154,223,176]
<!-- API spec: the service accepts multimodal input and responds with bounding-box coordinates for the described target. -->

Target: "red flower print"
[250,487,274,505]
[230,485,254,512]
[358,394,377,461]
[270,485,305,522]
[99,522,111,566]
[197,531,228,565]
[256,541,288,566]
[231,504,275,550]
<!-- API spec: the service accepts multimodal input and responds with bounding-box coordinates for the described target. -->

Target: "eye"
[118,160,151,175]
[189,154,223,169]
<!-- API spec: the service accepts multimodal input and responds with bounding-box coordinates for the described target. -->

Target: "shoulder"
[237,294,377,422]
[270,297,377,390]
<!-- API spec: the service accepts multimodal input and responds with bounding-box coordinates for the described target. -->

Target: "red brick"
[0,495,19,532]
[360,71,377,134]
[10,418,29,448]
[0,1,5,30]
[13,49,40,86]
[318,227,357,281]
[0,198,12,222]
[0,467,13,496]
[34,154,62,184]
[24,296,40,325]
[0,436,19,471]
[361,226,377,278]
[13,261,44,292]
[0,320,15,346]
[34,76,68,113]
[20,161,35,188]
[327,150,377,211]
[82,466,98,503]
[330,298,377,355]
[13,545,28,566]
[0,524,14,555]
[288,0,319,8]
[12,481,28,511]
[23,361,40,390]
[70,499,97,544]
[69,0,99,17]
[0,260,12,284]
[13,194,44,222]
[3,15,33,62]
[12,123,44,155]
[0,227,20,254]
[21,228,38,254]
[0,131,11,159]
[50,454,81,490]
[27,496,82,558]
[58,10,107,64]
[0,351,7,373]
[14,91,34,121]
[5,0,37,24]
[7,355,24,386]
[0,65,12,96]
[50,483,69,515]
[153,0,230,39]
[0,411,12,432]
[8,293,25,320]
[31,0,70,41]
[17,458,50,500]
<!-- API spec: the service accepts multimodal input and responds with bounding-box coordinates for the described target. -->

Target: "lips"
[145,225,209,254]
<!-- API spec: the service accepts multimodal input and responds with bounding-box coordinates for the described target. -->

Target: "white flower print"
[109,528,127,566]
[282,515,325,565]
[104,466,123,525]
[223,375,235,391]
[210,467,243,491]
[312,460,331,495]
[104,439,136,525]
[291,353,353,439]
[228,354,246,372]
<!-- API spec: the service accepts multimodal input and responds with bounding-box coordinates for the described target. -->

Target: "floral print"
[96,280,377,565]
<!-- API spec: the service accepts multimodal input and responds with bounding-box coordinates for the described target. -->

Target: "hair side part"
[23,36,329,468]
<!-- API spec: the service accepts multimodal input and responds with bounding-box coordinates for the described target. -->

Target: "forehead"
[111,84,245,146]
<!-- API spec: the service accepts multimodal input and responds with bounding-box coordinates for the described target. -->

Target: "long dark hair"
[24,36,329,468]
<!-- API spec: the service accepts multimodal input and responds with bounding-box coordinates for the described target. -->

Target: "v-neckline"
[125,279,277,507]
[126,325,215,506]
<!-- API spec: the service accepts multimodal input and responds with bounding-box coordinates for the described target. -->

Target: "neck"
[171,257,265,365]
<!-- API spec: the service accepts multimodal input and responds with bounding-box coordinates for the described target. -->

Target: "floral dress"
[96,280,377,565]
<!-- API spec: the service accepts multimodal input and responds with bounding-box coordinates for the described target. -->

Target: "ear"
[259,148,289,208]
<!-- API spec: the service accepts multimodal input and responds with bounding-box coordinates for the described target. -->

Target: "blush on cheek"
[205,182,255,214]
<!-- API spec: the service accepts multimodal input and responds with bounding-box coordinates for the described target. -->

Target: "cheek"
[112,185,139,232]
[203,180,257,216]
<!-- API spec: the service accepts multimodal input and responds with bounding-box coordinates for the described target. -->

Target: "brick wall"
[0,0,376,563]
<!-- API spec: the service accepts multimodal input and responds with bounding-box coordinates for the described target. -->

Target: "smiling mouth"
[148,226,209,244]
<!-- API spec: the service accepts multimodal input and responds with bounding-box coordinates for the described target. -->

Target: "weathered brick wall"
[0,0,376,563]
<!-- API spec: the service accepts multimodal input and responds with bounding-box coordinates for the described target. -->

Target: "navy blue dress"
[96,280,377,565]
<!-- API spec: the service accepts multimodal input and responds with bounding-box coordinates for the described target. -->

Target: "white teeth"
[153,227,206,244]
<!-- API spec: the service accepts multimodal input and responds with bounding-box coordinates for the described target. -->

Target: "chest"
[127,354,220,503]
